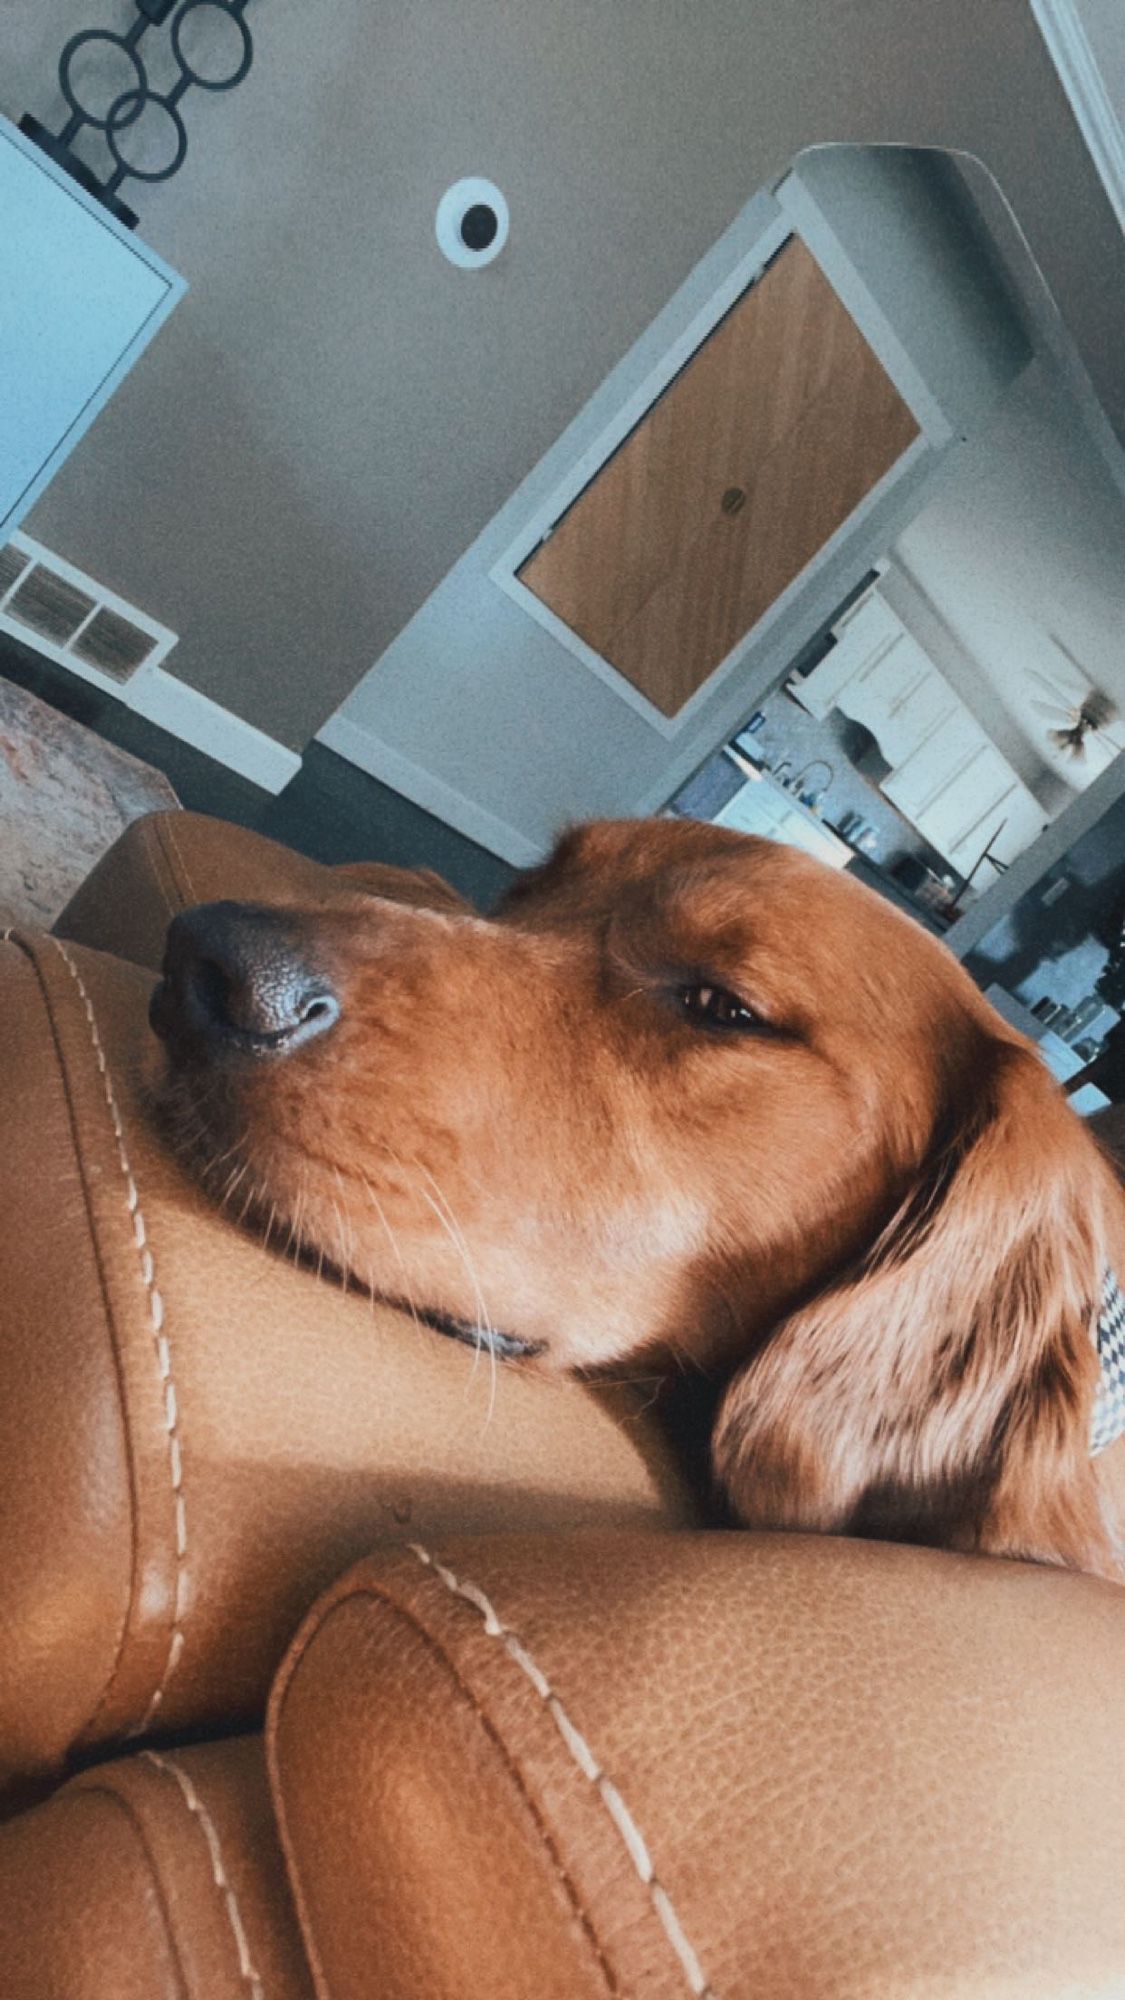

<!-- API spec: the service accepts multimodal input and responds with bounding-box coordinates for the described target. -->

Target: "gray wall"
[888,358,1125,811]
[787,145,1028,431]
[5,0,1125,756]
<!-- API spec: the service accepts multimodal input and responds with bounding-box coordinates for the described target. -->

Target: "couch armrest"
[54,810,467,972]
[0,1738,312,1999]
[269,1531,1125,1999]
[0,931,692,1789]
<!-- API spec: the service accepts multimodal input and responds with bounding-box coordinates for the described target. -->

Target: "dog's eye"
[678,983,764,1032]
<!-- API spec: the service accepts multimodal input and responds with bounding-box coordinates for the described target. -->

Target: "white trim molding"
[128,670,302,793]
[1030,0,1125,235]
[317,713,543,866]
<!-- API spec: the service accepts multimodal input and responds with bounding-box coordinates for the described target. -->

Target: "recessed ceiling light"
[435,177,509,269]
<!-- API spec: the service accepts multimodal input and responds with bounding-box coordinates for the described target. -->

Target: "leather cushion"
[270,1530,1125,1999]
[0,1737,312,1999]
[54,808,467,972]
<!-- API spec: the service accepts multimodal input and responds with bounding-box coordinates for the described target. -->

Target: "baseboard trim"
[127,669,302,793]
[316,714,544,867]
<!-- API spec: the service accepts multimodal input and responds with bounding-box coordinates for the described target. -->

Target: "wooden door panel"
[603,357,918,715]
[518,235,919,717]
[520,240,850,656]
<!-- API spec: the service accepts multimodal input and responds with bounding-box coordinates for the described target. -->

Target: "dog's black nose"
[150,901,340,1057]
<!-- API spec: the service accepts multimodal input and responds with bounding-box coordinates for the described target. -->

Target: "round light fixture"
[435,176,509,269]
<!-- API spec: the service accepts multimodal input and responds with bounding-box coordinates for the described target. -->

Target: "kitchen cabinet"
[790,593,902,718]
[879,697,1046,884]
[792,589,1046,886]
[880,706,993,823]
[794,592,958,765]
[712,771,851,868]
[784,588,948,760]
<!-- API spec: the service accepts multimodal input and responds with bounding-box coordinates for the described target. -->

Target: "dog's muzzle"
[150,901,340,1061]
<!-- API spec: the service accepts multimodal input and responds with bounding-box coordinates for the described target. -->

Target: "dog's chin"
[148,1067,247,1193]
[149,1072,544,1364]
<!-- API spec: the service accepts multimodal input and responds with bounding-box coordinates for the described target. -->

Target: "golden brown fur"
[154,818,1125,1578]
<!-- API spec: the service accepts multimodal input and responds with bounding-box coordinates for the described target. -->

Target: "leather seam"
[51,939,189,1737]
[158,812,201,909]
[407,1542,717,1998]
[270,1582,623,1998]
[141,1752,265,1999]
[139,813,181,922]
[0,933,138,1750]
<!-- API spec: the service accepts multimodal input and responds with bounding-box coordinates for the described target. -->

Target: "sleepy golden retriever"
[150,817,1125,1580]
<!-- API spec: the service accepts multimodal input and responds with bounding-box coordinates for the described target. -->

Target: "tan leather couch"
[2,810,1124,1998]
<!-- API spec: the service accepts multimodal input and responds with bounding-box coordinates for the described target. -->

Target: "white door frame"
[490,177,954,743]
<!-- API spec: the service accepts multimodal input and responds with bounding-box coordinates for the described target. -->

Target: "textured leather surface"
[0,928,692,1784]
[271,1530,1125,2000]
[0,1736,313,1998]
[54,808,468,971]
[0,937,135,1787]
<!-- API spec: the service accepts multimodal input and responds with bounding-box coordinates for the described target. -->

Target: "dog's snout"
[150,901,340,1057]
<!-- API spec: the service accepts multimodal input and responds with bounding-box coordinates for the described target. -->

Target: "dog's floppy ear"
[713,1036,1119,1575]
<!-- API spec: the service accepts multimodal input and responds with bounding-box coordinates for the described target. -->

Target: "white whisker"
[410,1158,499,1425]
[328,1179,355,1295]
[353,1170,425,1340]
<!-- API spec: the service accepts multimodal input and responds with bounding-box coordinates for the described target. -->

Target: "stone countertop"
[0,675,179,929]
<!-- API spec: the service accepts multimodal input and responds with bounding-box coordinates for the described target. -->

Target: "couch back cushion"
[0,930,693,1789]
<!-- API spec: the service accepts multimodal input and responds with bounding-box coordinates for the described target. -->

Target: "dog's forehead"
[500,818,969,1033]
[505,818,872,939]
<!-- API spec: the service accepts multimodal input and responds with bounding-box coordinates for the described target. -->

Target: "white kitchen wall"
[887,356,1125,802]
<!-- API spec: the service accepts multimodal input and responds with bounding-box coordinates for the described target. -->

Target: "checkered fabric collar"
[1092,1268,1125,1457]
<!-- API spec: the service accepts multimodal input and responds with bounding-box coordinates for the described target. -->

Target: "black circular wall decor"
[20,0,254,230]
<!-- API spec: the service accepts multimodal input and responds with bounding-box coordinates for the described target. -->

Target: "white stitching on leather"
[407,1542,717,2000]
[51,939,187,1733]
[160,811,200,908]
[142,1752,265,1999]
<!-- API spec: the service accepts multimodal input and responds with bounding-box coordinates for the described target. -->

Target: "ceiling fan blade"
[1047,726,1089,759]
